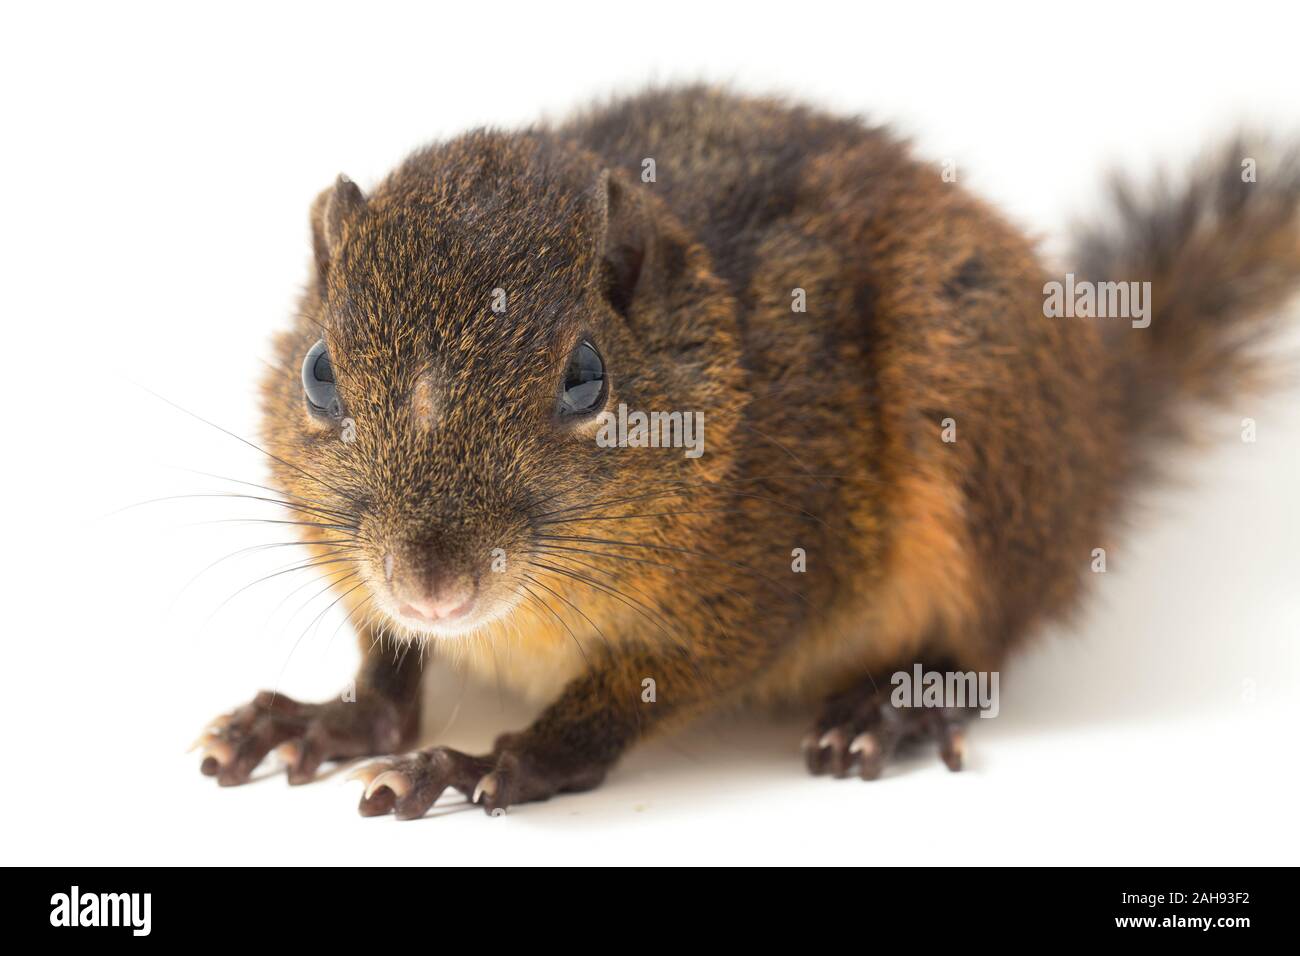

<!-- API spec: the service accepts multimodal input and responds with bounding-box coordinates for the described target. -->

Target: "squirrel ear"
[594,168,646,316]
[310,174,366,282]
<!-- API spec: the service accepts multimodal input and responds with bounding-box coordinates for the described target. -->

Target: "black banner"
[13,867,1292,941]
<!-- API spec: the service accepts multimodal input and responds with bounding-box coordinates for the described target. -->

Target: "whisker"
[519,579,591,668]
[167,467,360,518]
[526,559,680,646]
[205,555,360,626]
[537,506,803,527]
[134,382,355,499]
[532,544,747,648]
[531,476,863,529]
[110,491,357,525]
[534,533,812,608]
[271,576,368,705]
[522,572,615,658]
[168,539,360,616]
[189,517,359,534]
[261,554,364,633]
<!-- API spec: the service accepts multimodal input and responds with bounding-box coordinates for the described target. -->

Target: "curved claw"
[365,770,412,801]
[346,762,391,787]
[201,740,235,767]
[938,724,965,772]
[852,729,896,780]
[472,772,498,805]
[848,731,878,757]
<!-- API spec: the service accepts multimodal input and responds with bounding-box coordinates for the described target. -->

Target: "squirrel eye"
[558,340,607,417]
[301,339,342,417]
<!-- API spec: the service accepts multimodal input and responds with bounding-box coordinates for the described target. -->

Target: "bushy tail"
[1075,138,1300,445]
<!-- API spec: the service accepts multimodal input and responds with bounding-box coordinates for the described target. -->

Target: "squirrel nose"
[398,585,475,622]
[383,548,478,624]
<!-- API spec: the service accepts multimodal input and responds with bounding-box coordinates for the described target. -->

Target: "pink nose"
[400,589,474,622]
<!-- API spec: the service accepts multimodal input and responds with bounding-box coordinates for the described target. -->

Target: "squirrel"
[194,86,1300,817]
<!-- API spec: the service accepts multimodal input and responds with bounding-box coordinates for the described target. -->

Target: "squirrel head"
[261,131,745,639]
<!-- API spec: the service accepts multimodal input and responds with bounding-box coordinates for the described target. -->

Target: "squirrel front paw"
[350,740,608,820]
[193,689,410,786]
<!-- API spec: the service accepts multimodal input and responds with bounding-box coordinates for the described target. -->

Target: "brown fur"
[203,86,1300,806]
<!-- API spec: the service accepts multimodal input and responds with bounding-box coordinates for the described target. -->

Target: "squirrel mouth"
[391,606,483,638]
[397,595,475,624]
[382,586,518,639]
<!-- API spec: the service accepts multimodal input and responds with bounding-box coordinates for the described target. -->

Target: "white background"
[2,1,1297,865]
